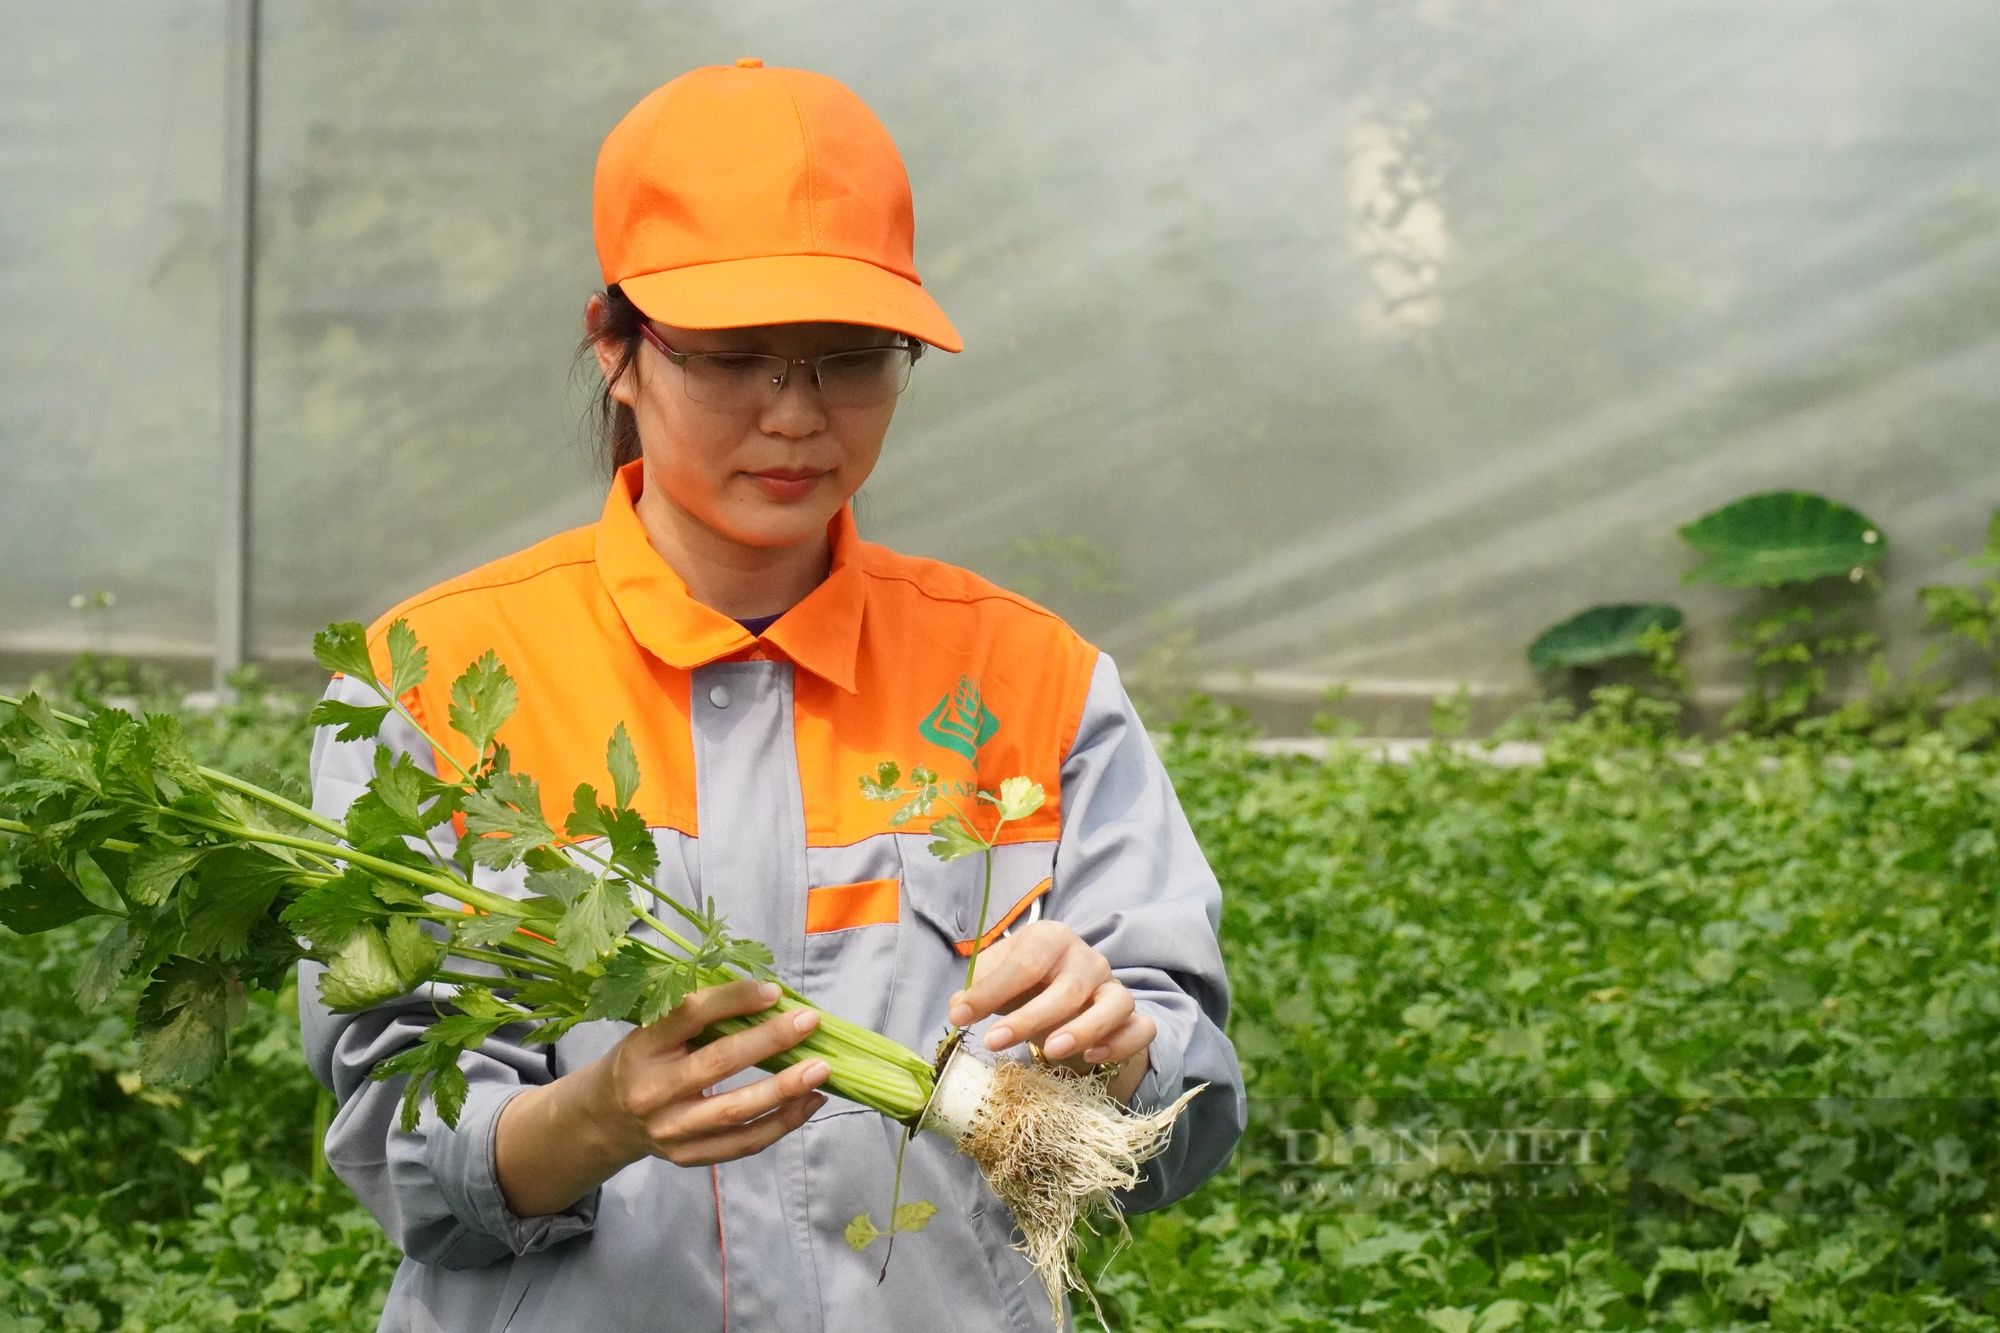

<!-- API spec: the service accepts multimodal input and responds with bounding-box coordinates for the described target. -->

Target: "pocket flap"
[900,839,1057,945]
[952,877,1050,956]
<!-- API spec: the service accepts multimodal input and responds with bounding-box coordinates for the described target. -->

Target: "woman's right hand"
[495,980,830,1218]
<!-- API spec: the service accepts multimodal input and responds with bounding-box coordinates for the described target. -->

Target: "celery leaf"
[607,723,641,810]
[312,621,377,683]
[448,651,517,759]
[385,619,429,697]
[555,878,635,970]
[307,699,393,743]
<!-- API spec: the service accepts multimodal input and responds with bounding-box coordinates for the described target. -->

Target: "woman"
[303,60,1242,1333]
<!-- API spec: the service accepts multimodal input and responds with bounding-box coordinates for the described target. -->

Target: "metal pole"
[215,0,259,693]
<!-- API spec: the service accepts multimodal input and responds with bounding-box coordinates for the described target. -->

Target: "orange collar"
[592,461,864,693]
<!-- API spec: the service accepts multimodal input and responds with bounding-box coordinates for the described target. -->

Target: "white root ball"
[922,1045,1203,1328]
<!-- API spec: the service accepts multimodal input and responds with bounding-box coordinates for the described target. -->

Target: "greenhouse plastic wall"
[4,1,1999,724]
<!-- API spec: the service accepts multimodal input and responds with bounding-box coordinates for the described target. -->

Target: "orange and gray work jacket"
[299,464,1244,1333]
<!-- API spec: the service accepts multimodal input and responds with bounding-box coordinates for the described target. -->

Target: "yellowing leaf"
[992,775,1045,822]
[844,1213,883,1252]
[844,1199,937,1252]
[892,1200,937,1233]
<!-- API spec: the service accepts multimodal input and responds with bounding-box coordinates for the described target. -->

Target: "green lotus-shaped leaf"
[1528,603,1684,671]
[1679,491,1886,588]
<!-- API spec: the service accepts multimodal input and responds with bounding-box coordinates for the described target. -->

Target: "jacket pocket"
[899,836,1057,950]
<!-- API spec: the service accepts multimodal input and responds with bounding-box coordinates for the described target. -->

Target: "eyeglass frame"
[636,322,923,407]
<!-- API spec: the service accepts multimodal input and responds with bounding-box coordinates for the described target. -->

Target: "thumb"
[645,980,783,1049]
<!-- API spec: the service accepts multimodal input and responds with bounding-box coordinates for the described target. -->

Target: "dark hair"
[580,283,647,472]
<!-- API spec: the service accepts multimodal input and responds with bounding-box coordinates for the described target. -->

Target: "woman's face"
[593,302,904,551]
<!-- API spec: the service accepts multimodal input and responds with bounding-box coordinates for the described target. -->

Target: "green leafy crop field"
[4,673,1998,1331]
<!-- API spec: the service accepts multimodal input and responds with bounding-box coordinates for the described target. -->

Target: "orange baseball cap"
[593,59,962,352]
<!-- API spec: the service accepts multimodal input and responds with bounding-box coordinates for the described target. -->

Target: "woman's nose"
[760,361,829,436]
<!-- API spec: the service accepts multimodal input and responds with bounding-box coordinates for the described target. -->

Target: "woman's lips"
[745,470,828,502]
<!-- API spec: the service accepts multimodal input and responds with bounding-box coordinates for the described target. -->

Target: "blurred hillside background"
[4,0,1999,730]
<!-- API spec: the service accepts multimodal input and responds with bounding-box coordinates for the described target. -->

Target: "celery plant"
[0,620,934,1131]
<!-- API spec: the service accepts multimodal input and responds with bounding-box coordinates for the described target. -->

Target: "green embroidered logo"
[919,676,998,762]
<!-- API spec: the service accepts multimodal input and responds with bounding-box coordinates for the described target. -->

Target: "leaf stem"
[0,690,349,841]
[442,945,563,978]
[345,674,482,787]
[0,815,140,857]
[960,813,1009,994]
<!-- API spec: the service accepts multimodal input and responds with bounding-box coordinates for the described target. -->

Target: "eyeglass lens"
[679,348,914,409]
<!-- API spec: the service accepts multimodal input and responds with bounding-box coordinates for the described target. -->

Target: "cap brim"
[618,254,962,353]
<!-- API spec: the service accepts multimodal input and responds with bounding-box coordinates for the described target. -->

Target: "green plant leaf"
[429,1061,470,1129]
[318,925,407,1012]
[306,699,394,744]
[69,850,123,914]
[136,961,246,1085]
[1527,603,1685,670]
[564,784,659,879]
[586,950,692,1025]
[555,878,635,970]
[373,1039,468,1132]
[312,621,377,683]
[281,869,393,951]
[10,714,100,798]
[926,814,987,863]
[0,857,102,934]
[448,651,518,759]
[710,937,776,980]
[461,772,554,869]
[124,846,206,908]
[179,848,294,961]
[385,915,443,984]
[453,912,526,947]
[1680,491,1887,588]
[526,861,594,906]
[74,920,143,1011]
[385,619,429,697]
[346,748,460,850]
[607,723,641,810]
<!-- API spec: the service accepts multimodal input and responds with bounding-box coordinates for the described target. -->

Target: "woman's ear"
[586,293,639,408]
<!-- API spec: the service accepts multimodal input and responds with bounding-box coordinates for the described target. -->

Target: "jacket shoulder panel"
[357,524,698,838]
[797,545,1100,848]
[365,526,599,643]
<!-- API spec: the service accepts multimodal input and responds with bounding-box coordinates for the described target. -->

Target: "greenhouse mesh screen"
[4,0,1998,691]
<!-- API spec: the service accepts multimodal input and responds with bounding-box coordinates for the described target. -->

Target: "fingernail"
[986,1025,1014,1050]
[1044,1033,1076,1059]
[949,1004,973,1027]
[801,1059,830,1084]
[758,983,781,1004]
[792,1010,819,1033]
[1084,1047,1109,1064]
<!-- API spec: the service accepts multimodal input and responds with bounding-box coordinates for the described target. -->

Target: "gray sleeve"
[1049,652,1246,1213]
[298,674,598,1268]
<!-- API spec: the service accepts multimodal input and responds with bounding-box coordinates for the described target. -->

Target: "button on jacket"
[300,463,1244,1333]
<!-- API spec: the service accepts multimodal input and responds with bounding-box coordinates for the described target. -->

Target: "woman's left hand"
[947,921,1154,1103]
